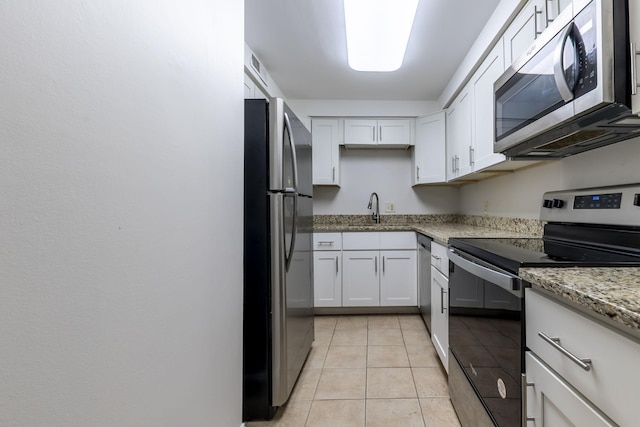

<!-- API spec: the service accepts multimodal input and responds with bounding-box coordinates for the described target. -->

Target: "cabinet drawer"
[525,351,616,426]
[380,231,416,250]
[526,289,640,426]
[342,232,379,250]
[313,233,342,251]
[431,242,449,277]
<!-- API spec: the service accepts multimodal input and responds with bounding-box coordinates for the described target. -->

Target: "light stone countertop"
[520,267,640,336]
[315,216,640,337]
[314,222,538,246]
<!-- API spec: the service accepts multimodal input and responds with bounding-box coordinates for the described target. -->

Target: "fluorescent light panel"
[344,0,419,72]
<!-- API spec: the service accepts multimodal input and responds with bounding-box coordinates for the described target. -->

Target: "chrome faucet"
[367,192,380,224]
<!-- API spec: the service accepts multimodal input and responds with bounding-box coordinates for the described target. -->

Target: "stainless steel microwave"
[494,0,640,158]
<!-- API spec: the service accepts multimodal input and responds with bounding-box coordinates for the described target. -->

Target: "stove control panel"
[573,193,622,209]
[540,183,640,226]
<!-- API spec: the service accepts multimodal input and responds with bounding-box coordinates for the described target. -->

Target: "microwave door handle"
[553,23,576,103]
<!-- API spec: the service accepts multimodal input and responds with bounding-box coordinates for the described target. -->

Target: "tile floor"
[246,314,462,427]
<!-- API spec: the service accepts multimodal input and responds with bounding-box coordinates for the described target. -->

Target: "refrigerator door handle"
[283,112,299,271]
[285,194,298,271]
[284,112,299,192]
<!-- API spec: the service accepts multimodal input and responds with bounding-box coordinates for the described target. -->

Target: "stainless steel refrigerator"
[243,98,314,421]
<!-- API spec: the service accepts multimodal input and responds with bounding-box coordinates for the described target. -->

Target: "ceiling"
[244,0,501,101]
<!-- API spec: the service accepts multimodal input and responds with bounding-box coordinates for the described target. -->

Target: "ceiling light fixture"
[344,0,419,72]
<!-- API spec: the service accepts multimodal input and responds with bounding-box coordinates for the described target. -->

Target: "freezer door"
[283,196,314,403]
[270,192,314,407]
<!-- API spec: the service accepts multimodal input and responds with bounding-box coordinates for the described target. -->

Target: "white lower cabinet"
[313,252,342,307]
[525,288,640,426]
[431,266,449,373]
[380,250,417,306]
[525,352,616,426]
[314,231,417,308]
[342,250,380,306]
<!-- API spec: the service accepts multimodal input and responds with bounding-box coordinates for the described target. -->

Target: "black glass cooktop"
[449,236,640,275]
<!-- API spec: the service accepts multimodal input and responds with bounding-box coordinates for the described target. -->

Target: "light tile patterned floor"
[246,314,462,427]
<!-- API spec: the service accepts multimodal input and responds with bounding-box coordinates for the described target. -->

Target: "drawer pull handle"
[521,374,536,425]
[317,241,334,246]
[538,331,592,372]
[431,255,441,260]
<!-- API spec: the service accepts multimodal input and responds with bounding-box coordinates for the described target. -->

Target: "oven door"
[447,248,524,427]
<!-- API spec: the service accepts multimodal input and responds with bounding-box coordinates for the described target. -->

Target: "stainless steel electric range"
[447,183,640,427]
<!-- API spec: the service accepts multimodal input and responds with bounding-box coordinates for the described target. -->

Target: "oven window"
[449,265,523,427]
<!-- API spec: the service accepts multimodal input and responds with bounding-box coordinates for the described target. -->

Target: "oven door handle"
[448,249,520,293]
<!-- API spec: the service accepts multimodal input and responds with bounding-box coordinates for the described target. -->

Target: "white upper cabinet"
[243,72,267,100]
[344,119,412,148]
[311,119,341,186]
[446,84,473,181]
[503,0,546,66]
[470,39,506,172]
[413,111,446,185]
[503,0,572,67]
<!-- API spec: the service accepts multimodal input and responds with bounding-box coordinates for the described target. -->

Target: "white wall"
[459,137,640,218]
[0,2,243,426]
[438,0,526,108]
[314,149,459,215]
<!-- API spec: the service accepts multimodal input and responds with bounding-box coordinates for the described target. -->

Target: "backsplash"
[314,214,544,236]
[456,215,544,236]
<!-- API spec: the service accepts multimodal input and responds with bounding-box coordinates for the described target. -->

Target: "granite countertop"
[520,267,640,336]
[315,215,640,337]
[314,222,538,245]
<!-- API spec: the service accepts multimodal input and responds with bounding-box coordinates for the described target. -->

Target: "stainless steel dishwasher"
[417,233,432,333]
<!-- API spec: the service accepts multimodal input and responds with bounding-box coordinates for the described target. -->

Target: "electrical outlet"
[385,202,396,213]
[483,201,489,215]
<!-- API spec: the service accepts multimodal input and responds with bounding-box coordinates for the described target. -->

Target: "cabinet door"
[545,0,572,26]
[430,242,449,278]
[311,119,340,186]
[503,0,546,66]
[342,250,380,306]
[380,250,417,306]
[244,74,254,99]
[377,119,412,146]
[431,267,449,372]
[446,85,473,180]
[471,39,506,172]
[413,112,446,184]
[343,119,376,145]
[525,352,616,427]
[313,252,342,307]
